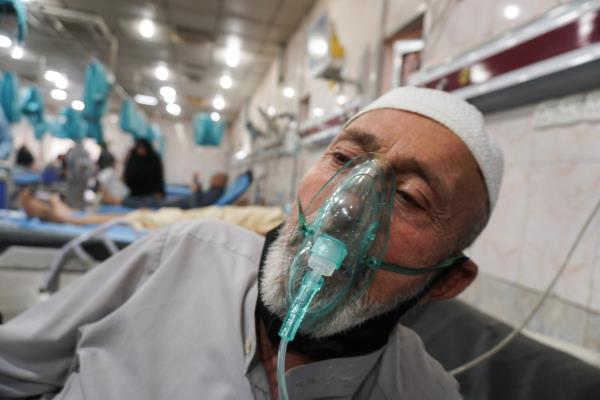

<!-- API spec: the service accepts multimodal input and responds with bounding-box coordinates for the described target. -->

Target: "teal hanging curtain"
[119,98,134,134]
[147,123,165,155]
[21,86,47,139]
[0,0,27,44]
[82,61,111,144]
[193,113,224,146]
[49,107,86,141]
[119,98,147,139]
[0,106,11,160]
[0,71,21,123]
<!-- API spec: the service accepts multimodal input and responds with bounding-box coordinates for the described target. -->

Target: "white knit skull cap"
[344,86,504,211]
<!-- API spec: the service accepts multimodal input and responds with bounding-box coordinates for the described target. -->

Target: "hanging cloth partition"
[21,86,47,139]
[0,71,21,123]
[119,98,147,139]
[0,106,11,160]
[193,113,225,146]
[147,123,165,155]
[49,107,86,141]
[82,61,111,144]
[0,0,27,44]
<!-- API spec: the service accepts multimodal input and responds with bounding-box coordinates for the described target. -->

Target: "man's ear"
[424,258,478,302]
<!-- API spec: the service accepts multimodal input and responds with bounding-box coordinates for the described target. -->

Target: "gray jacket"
[0,220,461,399]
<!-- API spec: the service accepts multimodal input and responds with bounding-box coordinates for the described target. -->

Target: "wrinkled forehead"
[338,109,475,166]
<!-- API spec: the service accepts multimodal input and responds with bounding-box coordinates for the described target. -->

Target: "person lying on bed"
[19,189,283,235]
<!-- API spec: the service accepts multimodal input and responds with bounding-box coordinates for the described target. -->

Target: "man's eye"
[397,191,425,210]
[332,151,351,165]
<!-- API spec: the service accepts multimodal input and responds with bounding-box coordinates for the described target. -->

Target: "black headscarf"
[123,139,165,197]
[97,145,115,171]
[16,145,34,168]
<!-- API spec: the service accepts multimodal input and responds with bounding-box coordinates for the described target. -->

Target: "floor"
[0,269,83,322]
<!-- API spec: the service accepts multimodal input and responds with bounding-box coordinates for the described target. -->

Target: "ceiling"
[0,0,316,121]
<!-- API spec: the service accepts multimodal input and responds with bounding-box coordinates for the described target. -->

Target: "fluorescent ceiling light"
[225,49,240,68]
[282,86,295,98]
[71,100,84,111]
[312,107,324,117]
[0,34,12,48]
[166,103,181,116]
[154,64,169,81]
[336,95,347,105]
[225,37,241,68]
[11,46,23,59]
[44,70,61,82]
[503,5,520,20]
[139,19,155,38]
[212,95,225,110]
[50,89,67,101]
[159,86,176,103]
[220,74,233,89]
[54,76,68,89]
[134,94,159,106]
[210,112,221,122]
[45,70,68,89]
[308,38,328,56]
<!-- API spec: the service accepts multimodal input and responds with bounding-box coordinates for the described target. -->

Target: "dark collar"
[255,226,436,361]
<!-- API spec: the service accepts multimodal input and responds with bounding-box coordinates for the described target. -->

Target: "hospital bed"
[0,210,142,293]
[0,170,254,293]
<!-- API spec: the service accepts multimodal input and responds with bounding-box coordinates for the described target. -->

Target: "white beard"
[260,222,428,338]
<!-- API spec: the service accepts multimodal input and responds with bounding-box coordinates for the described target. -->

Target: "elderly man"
[0,87,503,399]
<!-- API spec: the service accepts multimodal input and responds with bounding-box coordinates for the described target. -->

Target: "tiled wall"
[464,100,600,348]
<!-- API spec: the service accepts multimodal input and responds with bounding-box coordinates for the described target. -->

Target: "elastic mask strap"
[378,254,468,276]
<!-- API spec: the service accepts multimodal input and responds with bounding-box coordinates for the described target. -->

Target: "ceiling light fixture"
[312,107,324,117]
[44,70,68,89]
[11,46,23,59]
[139,19,155,39]
[71,100,85,111]
[308,38,328,56]
[212,95,225,110]
[225,37,241,68]
[210,112,221,122]
[267,106,276,116]
[503,5,521,20]
[0,34,12,48]
[166,103,181,116]
[54,76,68,90]
[134,94,159,106]
[50,89,67,101]
[44,70,61,82]
[220,74,233,89]
[154,64,169,81]
[282,86,295,98]
[336,95,347,105]
[159,86,176,103]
